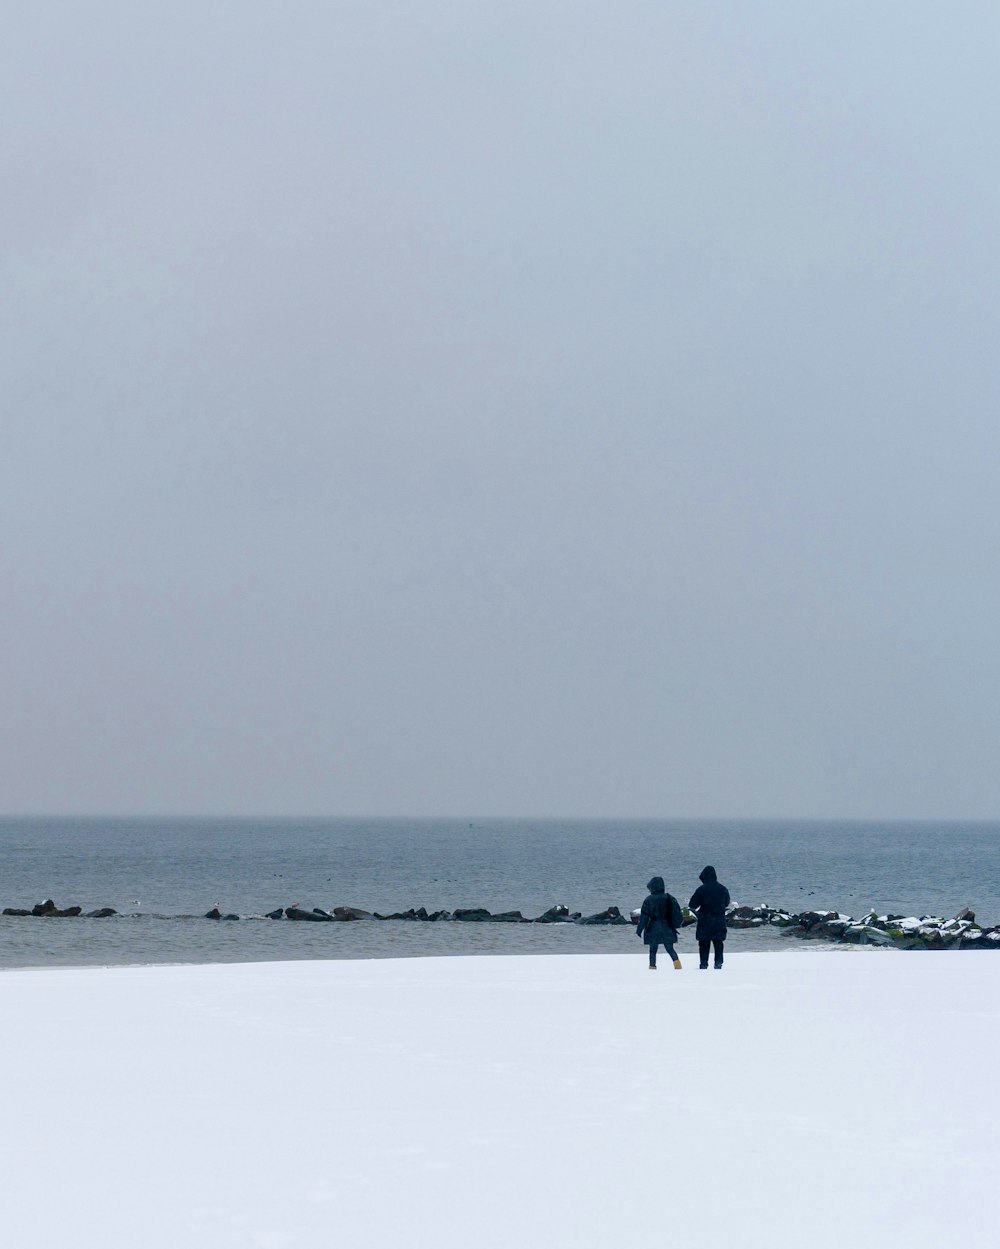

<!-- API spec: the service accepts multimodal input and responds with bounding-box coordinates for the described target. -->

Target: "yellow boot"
[673,958,682,970]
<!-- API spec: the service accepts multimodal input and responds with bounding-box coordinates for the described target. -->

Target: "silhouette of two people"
[636,866,731,971]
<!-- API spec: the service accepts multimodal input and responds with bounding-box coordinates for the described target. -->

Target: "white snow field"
[2,951,997,1245]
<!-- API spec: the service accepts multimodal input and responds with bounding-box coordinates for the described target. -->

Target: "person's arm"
[636,897,651,938]
[670,895,683,930]
[722,886,731,908]
[688,885,703,911]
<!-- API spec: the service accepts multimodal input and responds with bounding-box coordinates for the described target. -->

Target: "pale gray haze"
[2,3,998,818]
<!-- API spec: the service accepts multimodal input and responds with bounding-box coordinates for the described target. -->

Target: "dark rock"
[222,913,240,921]
[578,906,628,926]
[724,909,779,929]
[815,920,849,939]
[205,908,222,920]
[266,908,285,919]
[961,927,1000,950]
[489,911,529,923]
[856,911,891,931]
[795,910,839,931]
[954,907,976,924]
[285,906,330,921]
[453,908,493,922]
[2,907,32,916]
[333,906,374,921]
[312,908,334,920]
[85,908,117,918]
[680,908,696,927]
[534,905,571,923]
[32,901,82,917]
[374,908,420,920]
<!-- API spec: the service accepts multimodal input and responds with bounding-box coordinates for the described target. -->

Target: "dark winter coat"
[688,865,730,942]
[636,877,683,947]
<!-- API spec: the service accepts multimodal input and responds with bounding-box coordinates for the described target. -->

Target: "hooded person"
[688,865,731,970]
[635,876,684,970]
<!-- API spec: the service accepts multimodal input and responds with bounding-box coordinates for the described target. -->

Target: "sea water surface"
[1,817,998,968]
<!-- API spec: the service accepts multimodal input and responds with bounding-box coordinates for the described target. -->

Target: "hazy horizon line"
[3,811,999,826]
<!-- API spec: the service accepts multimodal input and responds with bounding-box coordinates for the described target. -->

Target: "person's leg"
[698,940,710,969]
[713,939,724,969]
[648,942,658,969]
[665,940,682,970]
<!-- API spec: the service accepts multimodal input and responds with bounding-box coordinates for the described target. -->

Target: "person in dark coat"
[688,865,731,969]
[636,876,683,970]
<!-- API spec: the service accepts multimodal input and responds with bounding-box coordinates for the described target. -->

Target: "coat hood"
[647,876,665,894]
[699,865,718,883]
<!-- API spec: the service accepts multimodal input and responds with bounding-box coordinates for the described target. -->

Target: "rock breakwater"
[716,902,999,949]
[1,899,630,925]
[3,898,997,948]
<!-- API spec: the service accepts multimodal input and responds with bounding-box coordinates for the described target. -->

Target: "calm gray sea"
[1,817,998,968]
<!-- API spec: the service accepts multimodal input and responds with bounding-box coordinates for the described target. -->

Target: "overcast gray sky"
[2,2,998,818]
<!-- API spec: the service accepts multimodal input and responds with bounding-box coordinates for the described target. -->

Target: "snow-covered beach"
[2,951,996,1245]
